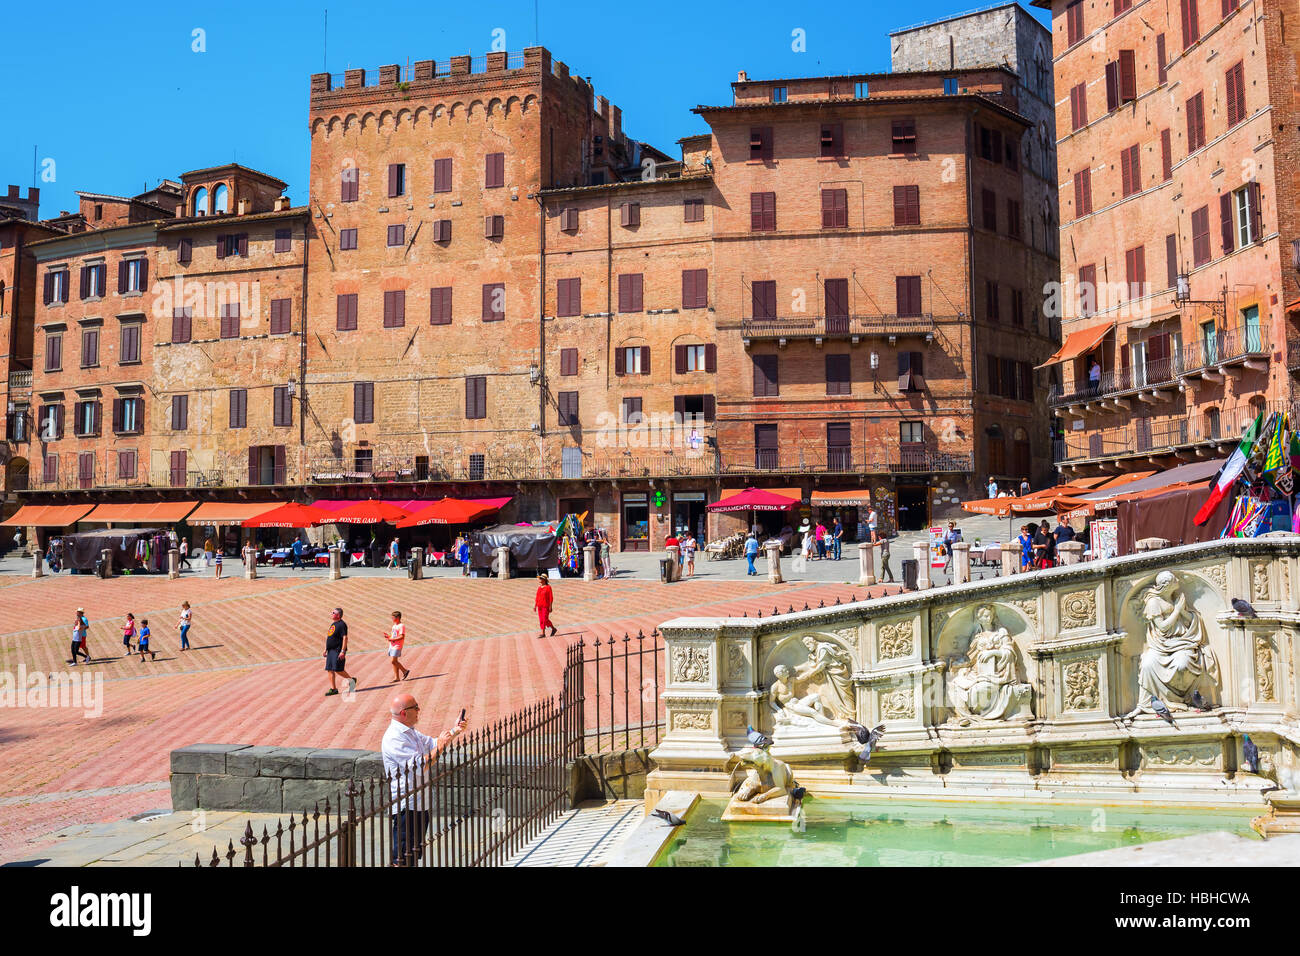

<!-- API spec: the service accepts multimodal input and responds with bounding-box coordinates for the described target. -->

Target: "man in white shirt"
[987,478,998,498]
[381,692,467,866]
[867,507,879,543]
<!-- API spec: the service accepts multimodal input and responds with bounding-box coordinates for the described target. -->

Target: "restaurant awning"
[1,504,95,527]
[709,488,801,512]
[1035,321,1114,369]
[719,487,802,502]
[810,489,873,507]
[397,496,513,528]
[81,501,199,524]
[188,502,282,526]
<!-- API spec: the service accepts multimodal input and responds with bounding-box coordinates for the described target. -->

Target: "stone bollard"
[765,541,783,585]
[411,547,424,579]
[913,541,931,590]
[243,546,258,580]
[1057,541,1084,565]
[100,548,113,578]
[1135,537,1170,553]
[32,550,43,578]
[329,547,342,580]
[166,548,179,580]
[665,545,681,582]
[951,541,971,585]
[495,545,512,579]
[583,544,597,582]
[857,542,877,586]
[1001,547,1019,577]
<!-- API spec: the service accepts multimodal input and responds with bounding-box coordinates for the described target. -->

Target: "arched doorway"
[6,456,28,493]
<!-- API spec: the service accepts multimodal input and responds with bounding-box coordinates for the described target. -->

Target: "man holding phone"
[381,692,468,866]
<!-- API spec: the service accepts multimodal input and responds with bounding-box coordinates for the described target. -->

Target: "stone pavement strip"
[506,800,645,867]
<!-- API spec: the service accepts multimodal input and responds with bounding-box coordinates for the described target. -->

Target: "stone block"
[170,773,197,811]
[354,752,385,779]
[306,748,374,779]
[281,778,351,814]
[226,745,282,777]
[257,747,314,779]
[196,773,282,812]
[170,743,250,775]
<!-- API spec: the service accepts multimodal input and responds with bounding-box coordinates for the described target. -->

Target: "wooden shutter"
[1118,50,1136,102]
[274,445,286,485]
[703,395,715,422]
[675,345,687,374]
[1160,129,1172,181]
[481,283,504,321]
[79,266,89,299]
[111,398,123,433]
[826,354,850,395]
[560,348,578,376]
[1166,233,1179,288]
[1182,0,1199,48]
[897,276,921,317]
[640,346,650,375]
[1105,60,1119,112]
[1248,180,1263,241]
[1156,34,1168,84]
[434,158,451,193]
[900,352,915,392]
[825,278,849,319]
[614,348,626,377]
[117,261,127,293]
[1229,62,1245,127]
[705,344,716,373]
[1221,193,1235,254]
[1225,65,1240,127]
[673,395,686,422]
[42,272,53,305]
[388,164,399,197]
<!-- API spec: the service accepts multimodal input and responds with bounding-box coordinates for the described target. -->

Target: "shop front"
[810,489,873,541]
[896,481,929,531]
[671,491,708,541]
[621,491,650,551]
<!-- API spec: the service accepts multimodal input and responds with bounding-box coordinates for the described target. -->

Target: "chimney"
[738,70,747,82]
[274,196,291,211]
[237,198,250,215]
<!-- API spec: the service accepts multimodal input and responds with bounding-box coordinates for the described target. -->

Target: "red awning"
[242,502,331,528]
[325,499,413,525]
[1,504,95,527]
[708,487,800,512]
[397,496,513,528]
[1036,321,1114,369]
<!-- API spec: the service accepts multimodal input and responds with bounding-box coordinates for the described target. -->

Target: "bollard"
[411,547,424,579]
[100,548,113,578]
[912,541,930,590]
[243,545,258,580]
[1001,548,1018,577]
[857,542,877,586]
[1057,540,1084,565]
[665,545,681,582]
[329,547,342,581]
[765,541,783,585]
[495,545,512,579]
[951,540,971,585]
[168,548,180,580]
[32,550,43,578]
[583,544,596,582]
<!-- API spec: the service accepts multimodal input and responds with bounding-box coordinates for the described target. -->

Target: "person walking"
[178,537,191,570]
[291,537,305,570]
[69,607,91,665]
[385,610,410,682]
[535,572,557,639]
[203,534,215,564]
[385,537,401,570]
[942,520,960,574]
[1019,477,1031,497]
[323,607,356,697]
[800,522,815,562]
[381,693,467,866]
[177,601,193,651]
[213,548,224,580]
[878,536,894,584]
[682,533,697,577]
[1031,521,1051,570]
[987,477,998,498]
[832,517,844,561]
[12,528,22,555]
[744,532,760,575]
[121,613,137,656]
[137,618,155,662]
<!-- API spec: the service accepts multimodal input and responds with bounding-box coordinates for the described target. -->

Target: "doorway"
[621,492,649,551]
[671,491,707,542]
[896,483,928,531]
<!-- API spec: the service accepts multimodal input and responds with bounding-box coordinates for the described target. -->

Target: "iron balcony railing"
[735,445,973,475]
[1286,335,1300,374]
[740,313,937,340]
[1049,354,1185,406]
[1181,325,1269,374]
[1055,399,1295,463]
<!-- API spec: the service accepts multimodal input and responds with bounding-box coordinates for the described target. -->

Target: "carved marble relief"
[1060,590,1097,629]
[1128,571,1220,716]
[725,644,746,684]
[673,646,710,684]
[1282,561,1292,603]
[930,608,951,640]
[1252,562,1270,602]
[881,688,915,720]
[1062,658,1100,712]
[1256,636,1276,702]
[671,711,713,731]
[725,708,747,732]
[943,604,1032,725]
[878,619,914,661]
[1200,564,1227,597]
[1009,598,1039,631]
[1052,749,1114,765]
[1143,744,1220,768]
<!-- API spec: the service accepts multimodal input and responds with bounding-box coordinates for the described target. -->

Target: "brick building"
[1039,0,1300,478]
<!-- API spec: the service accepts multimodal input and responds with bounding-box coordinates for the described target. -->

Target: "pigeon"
[791,786,807,803]
[848,721,886,747]
[652,808,686,827]
[1242,736,1260,775]
[1232,599,1258,618]
[1150,697,1176,726]
[1190,689,1212,712]
[746,725,774,749]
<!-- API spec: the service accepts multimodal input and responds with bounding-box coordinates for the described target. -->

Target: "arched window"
[192,187,208,216]
[213,184,229,214]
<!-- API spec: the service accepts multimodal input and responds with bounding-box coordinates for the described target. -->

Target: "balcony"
[1049,355,1184,413]
[1287,336,1300,375]
[728,444,972,476]
[1179,325,1269,383]
[8,370,32,391]
[740,313,937,345]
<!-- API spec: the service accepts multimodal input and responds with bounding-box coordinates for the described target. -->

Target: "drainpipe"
[966,111,979,490]
[537,193,546,441]
[299,218,309,465]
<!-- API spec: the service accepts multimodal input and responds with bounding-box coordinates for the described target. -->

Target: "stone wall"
[650,536,1300,806]
[169,743,382,814]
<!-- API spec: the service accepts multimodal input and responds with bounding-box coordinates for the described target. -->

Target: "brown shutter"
[1105,60,1119,111]
[703,394,715,422]
[1225,65,1239,126]
[614,348,626,376]
[1221,192,1235,254]
[673,395,686,422]
[248,447,258,484]
[79,266,89,299]
[1118,50,1136,102]
[1249,181,1263,241]
[1156,34,1168,84]
[705,343,716,373]
[111,398,123,433]
[675,345,687,374]
[640,346,650,375]
[1160,129,1172,181]
[117,261,128,293]
[1166,233,1178,288]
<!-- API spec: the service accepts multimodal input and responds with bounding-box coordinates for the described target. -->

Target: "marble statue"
[770,663,850,730]
[945,604,1032,725]
[732,746,796,804]
[792,635,855,720]
[1128,571,1220,716]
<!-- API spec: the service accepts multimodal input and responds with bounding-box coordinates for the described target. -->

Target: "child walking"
[121,613,136,656]
[177,601,192,651]
[138,619,155,662]
[213,549,223,579]
[385,610,410,682]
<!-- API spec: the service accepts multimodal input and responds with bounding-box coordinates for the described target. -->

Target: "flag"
[1268,413,1293,495]
[1194,411,1263,526]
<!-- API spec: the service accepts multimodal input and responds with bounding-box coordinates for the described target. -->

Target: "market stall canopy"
[322,499,413,525]
[1076,459,1225,503]
[961,484,1092,517]
[188,502,281,526]
[1058,475,1111,490]
[81,501,199,524]
[469,523,557,570]
[1,504,95,527]
[709,487,801,512]
[396,496,513,528]
[1035,321,1114,369]
[241,502,331,528]
[810,489,873,507]
[1093,470,1157,490]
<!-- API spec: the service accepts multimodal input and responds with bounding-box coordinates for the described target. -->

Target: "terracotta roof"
[539,172,712,196]
[179,163,288,189]
[733,64,1018,87]
[156,206,310,232]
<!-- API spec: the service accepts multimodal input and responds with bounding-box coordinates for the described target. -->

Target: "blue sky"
[2,0,1050,216]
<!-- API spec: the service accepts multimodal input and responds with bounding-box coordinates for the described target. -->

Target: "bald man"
[381,692,468,866]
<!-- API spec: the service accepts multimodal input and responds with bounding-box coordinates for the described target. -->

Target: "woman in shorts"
[121,613,136,656]
[385,610,410,682]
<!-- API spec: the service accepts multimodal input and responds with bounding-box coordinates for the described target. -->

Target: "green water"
[654,798,1262,867]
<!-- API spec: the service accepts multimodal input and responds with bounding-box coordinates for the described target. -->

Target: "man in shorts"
[324,607,356,697]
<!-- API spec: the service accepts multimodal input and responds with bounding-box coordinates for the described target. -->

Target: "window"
[1005,135,1019,171]
[229,389,247,429]
[1078,264,1097,314]
[248,445,286,485]
[429,286,452,325]
[172,307,192,343]
[215,234,248,259]
[1157,34,1168,84]
[557,391,579,426]
[341,167,359,202]
[1007,199,1022,239]
[620,397,643,424]
[751,280,777,320]
[1191,204,1211,266]
[1186,92,1206,151]
[178,238,192,265]
[896,276,922,317]
[977,125,1002,162]
[213,184,228,213]
[681,269,707,309]
[336,293,358,331]
[1066,0,1084,46]
[1223,0,1239,16]
[1115,0,1133,13]
[274,228,292,253]
[354,382,375,423]
[1069,83,1089,131]
[898,352,925,392]
[675,344,715,373]
[382,290,406,328]
[1181,0,1200,49]
[81,328,99,367]
[41,453,56,484]
[117,449,136,481]
[120,323,141,363]
[1011,287,1025,326]
[387,224,406,247]
[39,404,63,441]
[620,202,640,228]
[339,228,358,251]
[891,118,917,154]
[433,158,453,193]
[826,354,851,396]
[754,423,778,468]
[44,332,63,372]
[943,77,958,95]
[43,269,69,305]
[1120,143,1141,197]
[619,273,644,313]
[900,421,924,445]
[432,219,451,243]
[79,451,96,489]
[615,346,650,376]
[1159,129,1173,182]
[825,278,849,327]
[170,450,187,487]
[1074,168,1093,217]
[1126,245,1147,298]
[220,303,240,339]
[771,86,787,103]
[986,280,1001,322]
[270,298,291,334]
[482,283,505,321]
[388,163,406,198]
[192,187,209,216]
[1106,50,1136,109]
[981,189,997,231]
[112,396,142,434]
[273,386,293,427]
[750,192,776,231]
[1227,182,1262,251]
[821,188,848,228]
[820,123,844,158]
[80,263,106,299]
[557,278,581,317]
[683,198,704,222]
[348,449,371,475]
[484,215,504,239]
[465,376,486,419]
[1225,61,1246,128]
[74,400,101,437]
[854,81,869,98]
[171,394,189,431]
[560,348,579,376]
[752,354,779,397]
[749,126,773,161]
[118,258,147,294]
[484,152,505,188]
[560,207,579,232]
[1166,233,1179,288]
